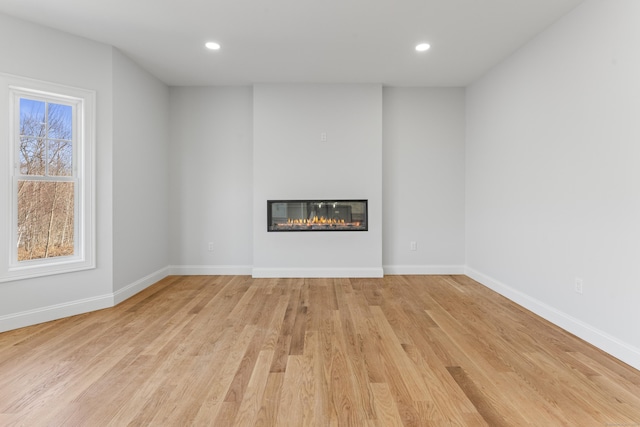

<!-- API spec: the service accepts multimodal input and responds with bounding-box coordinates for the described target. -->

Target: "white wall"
[382,88,466,274]
[253,84,383,277]
[466,0,640,368]
[169,87,253,274]
[167,85,467,279]
[112,49,170,299]
[0,13,114,330]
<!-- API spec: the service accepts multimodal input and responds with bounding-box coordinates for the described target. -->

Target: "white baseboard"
[383,265,466,275]
[6,264,638,372]
[0,293,113,333]
[252,267,384,278]
[465,267,640,371]
[170,265,253,276]
[113,266,172,305]
[0,266,171,333]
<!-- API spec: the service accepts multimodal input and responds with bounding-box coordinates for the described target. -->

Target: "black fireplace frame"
[267,199,368,232]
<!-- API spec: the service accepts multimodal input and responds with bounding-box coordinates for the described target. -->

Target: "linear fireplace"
[268,200,368,232]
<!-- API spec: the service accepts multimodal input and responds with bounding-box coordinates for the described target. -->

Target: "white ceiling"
[0,0,584,87]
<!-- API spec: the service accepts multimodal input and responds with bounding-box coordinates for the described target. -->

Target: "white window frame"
[1,73,95,282]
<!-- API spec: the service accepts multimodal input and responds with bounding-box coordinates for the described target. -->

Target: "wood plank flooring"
[1,275,639,426]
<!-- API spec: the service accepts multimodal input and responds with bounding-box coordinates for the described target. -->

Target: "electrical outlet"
[575,278,583,294]
[410,241,417,251]
[208,242,214,252]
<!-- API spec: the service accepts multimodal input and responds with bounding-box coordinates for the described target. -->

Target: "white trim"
[170,265,253,276]
[2,73,96,282]
[251,267,384,278]
[465,266,640,371]
[113,266,172,305]
[0,266,172,332]
[3,263,638,371]
[383,264,466,275]
[0,293,113,333]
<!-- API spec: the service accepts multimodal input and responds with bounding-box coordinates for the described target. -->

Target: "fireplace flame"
[288,216,347,225]
[277,216,362,229]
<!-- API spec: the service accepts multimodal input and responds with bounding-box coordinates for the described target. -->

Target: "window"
[1,74,95,282]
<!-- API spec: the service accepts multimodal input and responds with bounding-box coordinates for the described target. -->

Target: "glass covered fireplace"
[268,200,368,232]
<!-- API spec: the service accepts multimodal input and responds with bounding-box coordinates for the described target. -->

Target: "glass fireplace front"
[268,200,368,232]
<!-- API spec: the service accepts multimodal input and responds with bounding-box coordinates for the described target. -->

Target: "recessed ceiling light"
[205,42,221,50]
[415,43,431,52]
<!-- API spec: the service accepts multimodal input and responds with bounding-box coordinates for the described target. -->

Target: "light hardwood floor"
[1,275,639,426]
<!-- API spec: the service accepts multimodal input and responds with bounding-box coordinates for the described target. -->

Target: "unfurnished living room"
[1,0,640,425]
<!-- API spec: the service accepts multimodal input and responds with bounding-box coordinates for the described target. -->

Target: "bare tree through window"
[17,98,75,261]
